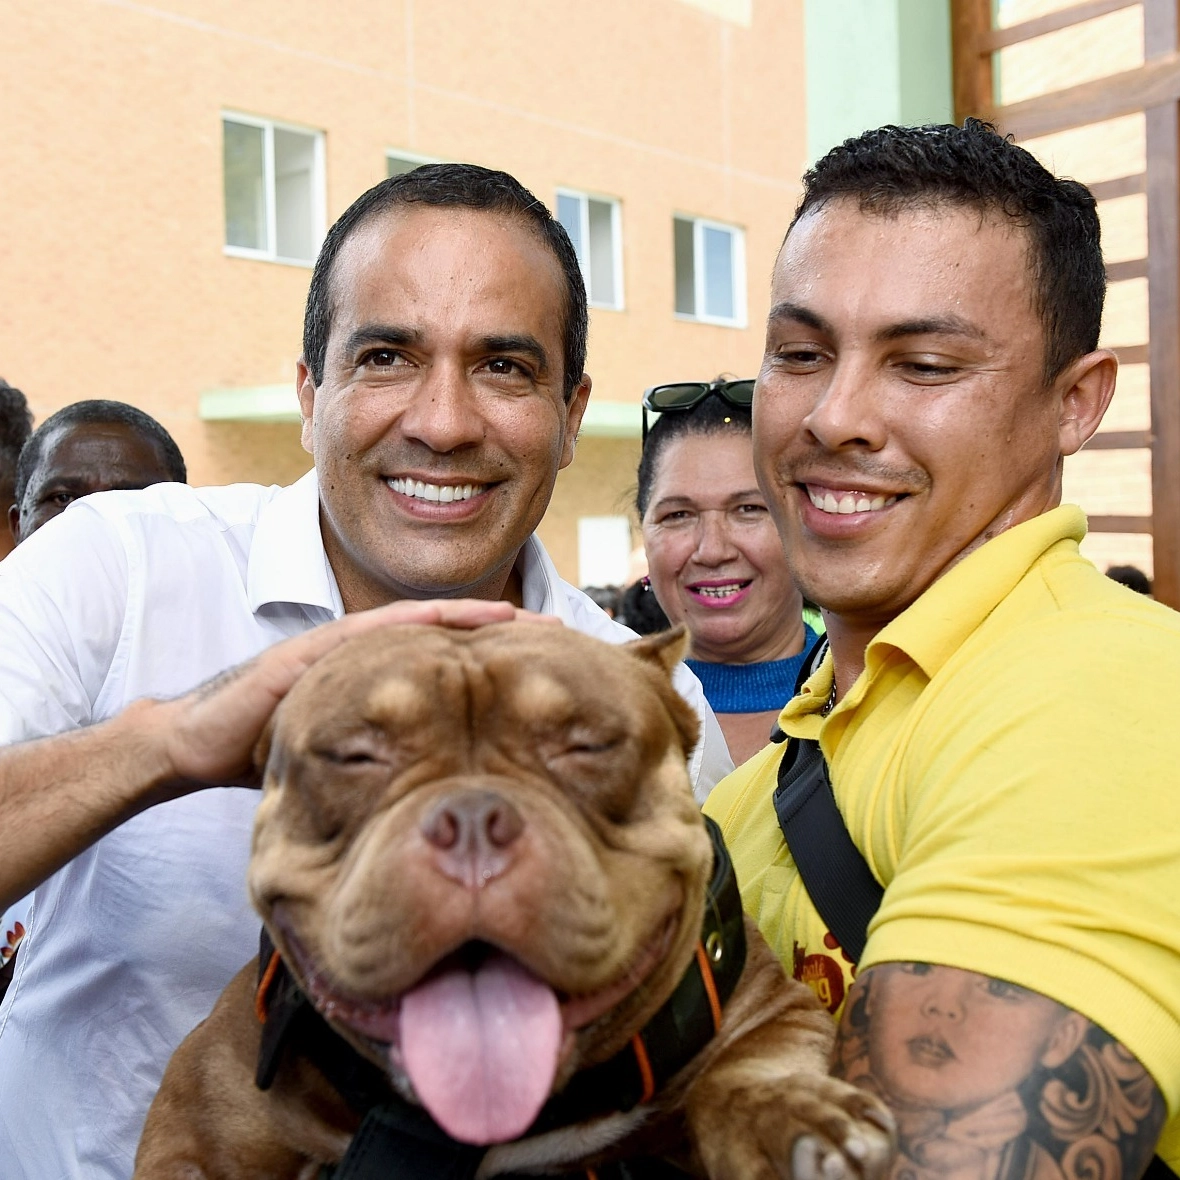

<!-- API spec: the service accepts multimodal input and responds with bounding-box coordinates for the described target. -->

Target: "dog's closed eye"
[544,725,627,763]
[309,735,394,769]
[318,749,385,766]
[291,740,398,842]
[542,732,640,822]
[556,737,624,757]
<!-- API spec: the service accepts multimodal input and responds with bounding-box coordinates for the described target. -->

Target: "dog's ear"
[626,625,688,676]
[627,626,700,755]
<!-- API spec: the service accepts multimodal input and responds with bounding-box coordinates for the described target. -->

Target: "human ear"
[1039,1010,1088,1069]
[296,360,317,457]
[7,503,20,546]
[558,374,592,470]
[1056,349,1118,457]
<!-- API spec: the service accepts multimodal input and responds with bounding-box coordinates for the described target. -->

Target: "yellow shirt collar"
[780,505,1087,735]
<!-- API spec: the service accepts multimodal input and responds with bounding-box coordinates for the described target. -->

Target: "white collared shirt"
[0,471,730,1180]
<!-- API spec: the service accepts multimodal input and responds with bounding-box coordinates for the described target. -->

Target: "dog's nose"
[420,790,525,888]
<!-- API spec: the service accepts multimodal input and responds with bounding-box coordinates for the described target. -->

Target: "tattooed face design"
[867,963,1087,1114]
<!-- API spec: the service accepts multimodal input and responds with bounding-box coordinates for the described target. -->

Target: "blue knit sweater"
[685,624,819,714]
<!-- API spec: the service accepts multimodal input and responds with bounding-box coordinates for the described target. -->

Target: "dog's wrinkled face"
[248,621,710,1149]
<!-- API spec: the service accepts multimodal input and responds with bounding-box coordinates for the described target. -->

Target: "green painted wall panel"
[805,0,953,165]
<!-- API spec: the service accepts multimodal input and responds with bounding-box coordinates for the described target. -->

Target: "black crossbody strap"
[770,636,884,963]
[772,734,884,964]
[1143,1153,1180,1180]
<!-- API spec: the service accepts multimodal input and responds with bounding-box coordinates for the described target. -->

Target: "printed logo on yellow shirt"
[792,931,857,1015]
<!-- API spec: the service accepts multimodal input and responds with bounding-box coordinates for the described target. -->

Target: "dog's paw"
[693,1073,895,1180]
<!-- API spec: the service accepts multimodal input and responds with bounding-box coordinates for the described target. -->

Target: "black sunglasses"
[640,379,756,443]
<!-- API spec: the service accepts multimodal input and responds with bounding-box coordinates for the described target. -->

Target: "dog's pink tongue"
[399,952,562,1145]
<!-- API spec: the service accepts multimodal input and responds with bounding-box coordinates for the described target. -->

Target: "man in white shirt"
[0,163,730,1179]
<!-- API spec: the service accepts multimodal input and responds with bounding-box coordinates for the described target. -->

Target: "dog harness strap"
[691,942,723,1034]
[329,1102,486,1180]
[255,928,393,1107]
[618,817,744,1102]
[256,928,335,1093]
[255,949,282,1024]
[629,1033,656,1104]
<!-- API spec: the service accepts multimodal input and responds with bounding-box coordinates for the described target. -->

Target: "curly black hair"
[790,120,1104,382]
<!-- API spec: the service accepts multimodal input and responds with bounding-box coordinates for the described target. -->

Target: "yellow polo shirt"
[704,506,1180,1159]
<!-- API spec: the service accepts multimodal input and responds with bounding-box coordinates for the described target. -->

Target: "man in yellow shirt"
[705,120,1180,1180]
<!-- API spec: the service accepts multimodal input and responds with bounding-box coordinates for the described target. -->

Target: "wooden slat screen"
[985,0,1140,50]
[1088,173,1147,199]
[952,0,1179,607]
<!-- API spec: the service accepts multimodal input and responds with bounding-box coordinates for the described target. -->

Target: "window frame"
[221,111,326,267]
[555,187,625,312]
[672,213,748,328]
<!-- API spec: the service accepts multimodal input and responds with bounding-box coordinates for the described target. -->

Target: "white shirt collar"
[247,469,343,618]
[517,533,575,622]
[247,470,563,621]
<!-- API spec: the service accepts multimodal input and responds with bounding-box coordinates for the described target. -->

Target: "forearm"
[833,962,1166,1180]
[0,697,186,909]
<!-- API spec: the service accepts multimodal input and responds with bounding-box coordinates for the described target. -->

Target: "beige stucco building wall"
[0,0,807,584]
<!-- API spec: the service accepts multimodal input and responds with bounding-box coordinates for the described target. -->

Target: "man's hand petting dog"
[154,598,525,794]
[134,622,895,1180]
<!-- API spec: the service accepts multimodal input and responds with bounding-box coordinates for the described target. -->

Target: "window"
[386,150,439,178]
[222,114,325,265]
[673,215,746,327]
[556,190,623,310]
[577,516,632,588]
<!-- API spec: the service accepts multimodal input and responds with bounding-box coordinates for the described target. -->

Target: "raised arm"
[0,598,520,909]
[832,961,1166,1180]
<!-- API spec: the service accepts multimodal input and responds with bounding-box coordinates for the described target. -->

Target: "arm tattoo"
[833,962,1166,1180]
[190,660,252,703]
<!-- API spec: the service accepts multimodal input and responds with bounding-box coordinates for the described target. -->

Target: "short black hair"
[15,399,187,506]
[302,163,588,401]
[581,584,622,617]
[790,120,1105,382]
[1106,564,1152,595]
[617,579,672,636]
[636,391,750,519]
[0,379,34,490]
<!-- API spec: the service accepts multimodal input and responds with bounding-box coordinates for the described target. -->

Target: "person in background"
[1106,563,1152,596]
[0,380,34,561]
[616,575,672,635]
[580,583,622,618]
[1,399,187,1002]
[638,381,817,763]
[8,399,186,544]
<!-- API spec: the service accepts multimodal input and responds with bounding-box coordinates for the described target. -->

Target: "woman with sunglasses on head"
[637,379,819,765]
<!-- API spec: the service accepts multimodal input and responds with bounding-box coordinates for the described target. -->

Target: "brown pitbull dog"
[135,622,894,1180]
